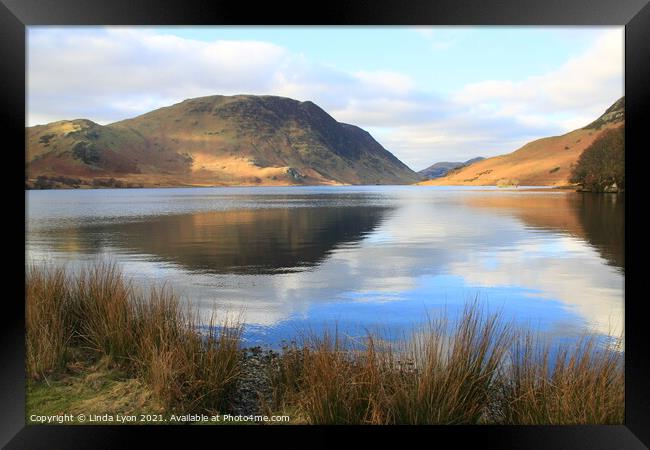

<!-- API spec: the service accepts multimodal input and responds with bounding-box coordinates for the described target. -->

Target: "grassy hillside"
[420,97,624,187]
[26,95,421,188]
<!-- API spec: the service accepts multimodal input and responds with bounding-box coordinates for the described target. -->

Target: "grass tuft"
[266,305,623,425]
[495,332,624,424]
[26,262,242,414]
[26,264,73,379]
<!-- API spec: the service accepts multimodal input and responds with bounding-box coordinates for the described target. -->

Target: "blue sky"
[152,26,602,91]
[27,26,623,170]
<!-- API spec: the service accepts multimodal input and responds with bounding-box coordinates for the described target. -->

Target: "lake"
[25,186,624,348]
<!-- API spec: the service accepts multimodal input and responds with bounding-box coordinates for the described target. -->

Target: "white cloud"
[28,28,291,123]
[27,27,624,170]
[453,30,623,128]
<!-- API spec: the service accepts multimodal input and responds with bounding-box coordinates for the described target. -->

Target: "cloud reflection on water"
[26,187,624,346]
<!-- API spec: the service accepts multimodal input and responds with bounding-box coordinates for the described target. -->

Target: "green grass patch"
[26,357,164,424]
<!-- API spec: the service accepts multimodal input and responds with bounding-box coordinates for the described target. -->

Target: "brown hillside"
[420,97,624,187]
[26,95,421,188]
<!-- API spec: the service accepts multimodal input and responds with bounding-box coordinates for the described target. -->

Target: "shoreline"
[26,263,624,425]
[25,183,579,191]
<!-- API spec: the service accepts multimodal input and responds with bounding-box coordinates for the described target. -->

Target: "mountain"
[26,95,422,188]
[418,157,485,179]
[419,97,624,187]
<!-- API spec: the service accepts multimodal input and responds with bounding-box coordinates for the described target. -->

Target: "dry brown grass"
[267,305,623,425]
[495,333,624,424]
[26,262,242,413]
[382,304,511,424]
[72,263,137,360]
[134,304,243,412]
[267,305,512,424]
[26,264,73,378]
[293,331,379,424]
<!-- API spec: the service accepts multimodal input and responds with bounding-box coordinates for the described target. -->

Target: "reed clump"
[494,333,624,424]
[25,262,242,413]
[25,265,73,378]
[267,304,513,424]
[266,306,624,425]
[381,305,511,424]
[133,296,243,412]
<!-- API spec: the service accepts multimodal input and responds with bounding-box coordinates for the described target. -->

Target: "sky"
[27,26,624,171]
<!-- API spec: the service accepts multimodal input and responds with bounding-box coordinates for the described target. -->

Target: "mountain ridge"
[418,157,485,179]
[26,95,422,188]
[419,97,625,187]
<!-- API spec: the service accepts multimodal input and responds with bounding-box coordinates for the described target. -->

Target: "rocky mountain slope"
[26,95,422,188]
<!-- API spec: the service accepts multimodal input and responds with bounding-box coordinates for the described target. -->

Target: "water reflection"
[576,193,624,271]
[34,206,391,274]
[462,192,624,272]
[26,187,624,347]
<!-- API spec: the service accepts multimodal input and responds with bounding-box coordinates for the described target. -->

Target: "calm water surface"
[26,186,624,348]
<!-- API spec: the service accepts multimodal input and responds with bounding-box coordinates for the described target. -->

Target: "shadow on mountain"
[43,206,392,274]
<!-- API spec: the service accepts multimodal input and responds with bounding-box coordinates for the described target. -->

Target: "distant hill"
[26,95,422,188]
[420,97,624,187]
[418,157,485,179]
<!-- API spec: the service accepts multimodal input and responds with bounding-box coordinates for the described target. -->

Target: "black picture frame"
[3,0,648,447]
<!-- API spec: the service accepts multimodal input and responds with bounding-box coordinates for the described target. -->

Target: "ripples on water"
[26,186,624,348]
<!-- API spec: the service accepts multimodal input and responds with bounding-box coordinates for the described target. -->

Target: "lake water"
[25,186,624,348]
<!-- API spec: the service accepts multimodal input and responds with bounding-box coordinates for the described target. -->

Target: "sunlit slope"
[27,95,421,187]
[421,97,624,187]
